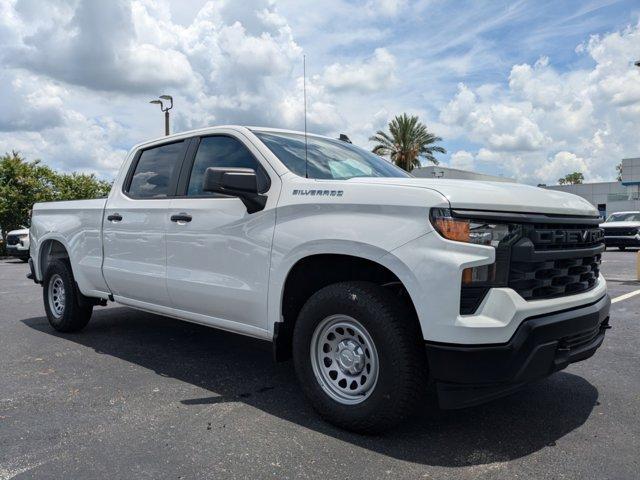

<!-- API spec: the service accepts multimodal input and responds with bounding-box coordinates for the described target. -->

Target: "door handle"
[170,213,192,223]
[107,213,123,222]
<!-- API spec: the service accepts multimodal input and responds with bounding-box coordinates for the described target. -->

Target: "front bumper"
[426,294,610,409]
[6,245,29,258]
[604,236,640,247]
[383,230,608,345]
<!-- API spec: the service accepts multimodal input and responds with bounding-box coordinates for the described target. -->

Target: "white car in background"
[6,228,30,262]
[600,211,640,250]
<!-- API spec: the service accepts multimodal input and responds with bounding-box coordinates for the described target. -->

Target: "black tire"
[43,259,93,332]
[619,246,626,251]
[293,281,428,434]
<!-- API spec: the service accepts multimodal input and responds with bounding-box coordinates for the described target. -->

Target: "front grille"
[509,254,601,300]
[508,222,604,301]
[454,211,605,314]
[531,223,605,250]
[603,227,637,236]
[6,235,19,246]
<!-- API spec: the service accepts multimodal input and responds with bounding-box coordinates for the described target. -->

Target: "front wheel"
[43,259,93,332]
[293,281,428,434]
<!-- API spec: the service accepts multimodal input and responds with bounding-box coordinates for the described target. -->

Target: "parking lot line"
[611,289,640,304]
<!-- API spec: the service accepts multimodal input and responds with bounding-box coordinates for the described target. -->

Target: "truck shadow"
[2,258,28,264]
[22,307,599,467]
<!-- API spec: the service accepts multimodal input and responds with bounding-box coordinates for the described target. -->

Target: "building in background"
[543,157,640,219]
[412,165,515,183]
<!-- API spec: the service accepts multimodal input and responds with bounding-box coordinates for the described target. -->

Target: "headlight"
[430,208,517,247]
[430,208,522,306]
[19,234,28,240]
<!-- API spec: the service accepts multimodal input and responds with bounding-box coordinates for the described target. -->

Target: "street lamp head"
[635,60,640,67]
[149,99,163,106]
[159,95,173,110]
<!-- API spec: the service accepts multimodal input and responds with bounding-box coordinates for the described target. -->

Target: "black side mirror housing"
[202,167,267,213]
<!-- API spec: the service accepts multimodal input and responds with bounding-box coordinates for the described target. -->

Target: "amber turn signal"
[434,217,470,242]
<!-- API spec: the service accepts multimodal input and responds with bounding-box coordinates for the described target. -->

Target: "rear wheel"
[293,281,427,434]
[43,259,93,332]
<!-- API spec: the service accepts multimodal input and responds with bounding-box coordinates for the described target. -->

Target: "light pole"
[149,95,173,136]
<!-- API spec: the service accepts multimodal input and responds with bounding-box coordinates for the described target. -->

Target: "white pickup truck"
[29,126,610,433]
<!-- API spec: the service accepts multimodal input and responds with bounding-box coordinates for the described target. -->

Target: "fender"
[268,239,422,337]
[33,233,73,281]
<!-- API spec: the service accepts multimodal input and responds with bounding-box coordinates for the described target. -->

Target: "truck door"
[102,139,188,306]
[166,133,279,331]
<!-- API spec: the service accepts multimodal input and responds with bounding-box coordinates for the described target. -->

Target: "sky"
[1,0,640,185]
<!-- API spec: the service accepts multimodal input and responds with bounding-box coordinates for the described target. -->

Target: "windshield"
[252,130,410,180]
[605,212,640,222]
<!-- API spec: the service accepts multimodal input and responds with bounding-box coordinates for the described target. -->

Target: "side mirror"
[203,167,267,213]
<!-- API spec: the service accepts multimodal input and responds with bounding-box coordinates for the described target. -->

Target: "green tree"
[558,172,585,185]
[0,152,57,242]
[616,162,622,181]
[52,172,111,200]
[0,151,111,254]
[369,113,446,172]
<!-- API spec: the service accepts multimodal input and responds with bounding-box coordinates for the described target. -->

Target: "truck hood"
[7,228,29,235]
[600,221,640,228]
[346,178,598,216]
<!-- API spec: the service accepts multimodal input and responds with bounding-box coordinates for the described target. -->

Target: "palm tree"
[369,113,446,172]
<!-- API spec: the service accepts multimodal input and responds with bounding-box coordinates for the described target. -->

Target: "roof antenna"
[303,54,309,178]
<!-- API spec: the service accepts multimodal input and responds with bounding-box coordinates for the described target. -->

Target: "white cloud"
[1,0,304,100]
[0,71,65,131]
[0,0,638,187]
[449,150,475,170]
[439,20,640,184]
[3,0,195,93]
[322,48,397,93]
[484,104,550,152]
[535,151,590,183]
[440,83,476,124]
[0,113,129,177]
[0,0,315,174]
[508,57,563,108]
[365,0,408,17]
[442,88,551,153]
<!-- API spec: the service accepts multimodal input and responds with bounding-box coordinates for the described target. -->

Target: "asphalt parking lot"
[1,251,639,479]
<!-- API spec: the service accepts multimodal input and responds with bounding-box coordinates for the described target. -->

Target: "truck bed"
[31,198,109,298]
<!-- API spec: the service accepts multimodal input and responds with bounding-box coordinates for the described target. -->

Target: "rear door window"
[128,141,184,198]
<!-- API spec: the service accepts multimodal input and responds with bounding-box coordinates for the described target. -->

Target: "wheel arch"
[37,236,73,281]
[272,249,423,361]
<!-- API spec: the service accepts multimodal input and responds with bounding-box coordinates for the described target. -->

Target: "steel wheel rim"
[48,274,65,318]
[310,314,379,405]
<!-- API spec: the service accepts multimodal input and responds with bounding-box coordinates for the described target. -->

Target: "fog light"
[462,264,496,285]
